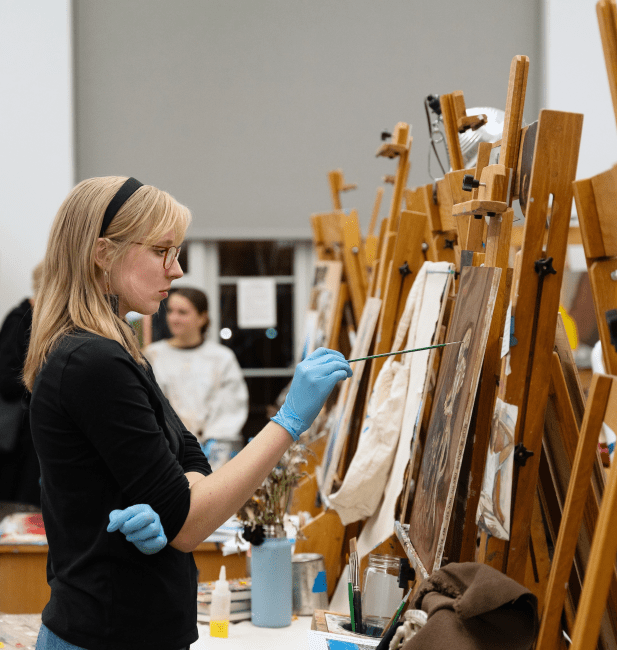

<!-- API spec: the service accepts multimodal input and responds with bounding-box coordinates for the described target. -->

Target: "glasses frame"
[128,241,182,270]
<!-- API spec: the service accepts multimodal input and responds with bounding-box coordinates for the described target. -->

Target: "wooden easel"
[537,341,617,646]
[328,169,357,211]
[366,123,420,388]
[536,373,617,650]
[450,55,529,563]
[573,0,617,376]
[474,108,583,590]
[365,187,384,271]
[310,204,369,349]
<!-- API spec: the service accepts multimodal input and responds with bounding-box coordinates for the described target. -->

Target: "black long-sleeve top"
[0,298,32,401]
[30,330,211,650]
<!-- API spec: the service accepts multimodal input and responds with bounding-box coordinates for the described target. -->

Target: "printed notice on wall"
[237,278,277,329]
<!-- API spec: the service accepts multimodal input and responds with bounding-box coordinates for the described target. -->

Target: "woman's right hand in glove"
[271,347,352,440]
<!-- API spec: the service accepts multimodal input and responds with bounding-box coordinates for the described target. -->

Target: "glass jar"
[361,554,404,621]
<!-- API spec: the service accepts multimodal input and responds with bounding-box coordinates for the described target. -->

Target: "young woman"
[144,287,249,471]
[24,176,351,650]
[0,262,43,505]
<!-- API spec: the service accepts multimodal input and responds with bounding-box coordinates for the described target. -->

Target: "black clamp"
[462,174,481,192]
[381,130,392,141]
[426,94,442,116]
[399,261,412,278]
[514,443,534,467]
[444,238,455,250]
[606,309,617,353]
[398,557,415,590]
[534,257,557,278]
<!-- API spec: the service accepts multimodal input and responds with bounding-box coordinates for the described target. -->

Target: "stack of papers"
[197,578,252,623]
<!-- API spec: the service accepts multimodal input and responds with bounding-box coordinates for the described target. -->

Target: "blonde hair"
[23,176,191,391]
[31,261,44,297]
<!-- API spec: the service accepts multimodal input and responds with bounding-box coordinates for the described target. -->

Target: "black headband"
[99,177,144,237]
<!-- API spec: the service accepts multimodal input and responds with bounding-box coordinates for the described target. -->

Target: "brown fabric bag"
[402,562,538,650]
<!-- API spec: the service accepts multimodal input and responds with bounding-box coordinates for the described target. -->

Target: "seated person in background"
[144,287,249,471]
[0,262,43,506]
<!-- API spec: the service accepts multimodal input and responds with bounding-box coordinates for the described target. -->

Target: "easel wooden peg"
[341,209,369,325]
[370,124,412,300]
[376,122,412,234]
[452,55,529,221]
[440,89,487,172]
[365,186,384,271]
[328,169,357,211]
[597,0,617,132]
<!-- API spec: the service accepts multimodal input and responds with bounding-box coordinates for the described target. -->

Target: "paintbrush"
[347,340,461,364]
[349,537,364,635]
[380,587,412,638]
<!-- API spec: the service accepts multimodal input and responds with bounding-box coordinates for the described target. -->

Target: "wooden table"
[0,614,314,650]
[0,614,41,650]
[0,545,49,615]
[0,542,247,614]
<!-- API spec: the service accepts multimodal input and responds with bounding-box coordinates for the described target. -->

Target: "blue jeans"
[36,624,190,649]
[35,625,86,650]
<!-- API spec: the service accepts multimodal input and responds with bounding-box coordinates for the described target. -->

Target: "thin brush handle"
[347,341,461,364]
[353,588,363,634]
[380,588,412,637]
[348,582,356,632]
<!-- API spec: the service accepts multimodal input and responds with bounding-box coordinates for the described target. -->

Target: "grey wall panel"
[74,0,541,239]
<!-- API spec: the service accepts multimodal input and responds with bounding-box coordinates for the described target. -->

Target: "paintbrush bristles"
[349,537,359,585]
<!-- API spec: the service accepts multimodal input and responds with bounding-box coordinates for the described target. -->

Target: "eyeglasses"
[129,242,182,270]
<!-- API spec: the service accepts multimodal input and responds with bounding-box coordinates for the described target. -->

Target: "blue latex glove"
[107,504,167,555]
[272,347,352,441]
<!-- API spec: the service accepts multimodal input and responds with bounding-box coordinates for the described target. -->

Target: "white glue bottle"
[210,565,231,638]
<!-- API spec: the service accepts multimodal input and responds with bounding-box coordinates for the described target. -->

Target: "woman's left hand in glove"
[107,503,167,555]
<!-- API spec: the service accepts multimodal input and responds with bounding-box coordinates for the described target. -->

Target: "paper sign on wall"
[237,278,277,329]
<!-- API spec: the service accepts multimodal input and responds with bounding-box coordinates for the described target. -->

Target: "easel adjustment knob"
[462,174,485,192]
[381,131,392,141]
[514,443,534,467]
[398,261,412,278]
[534,257,557,278]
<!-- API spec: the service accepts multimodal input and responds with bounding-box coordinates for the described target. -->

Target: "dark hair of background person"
[169,287,209,335]
[0,263,44,507]
[151,287,210,341]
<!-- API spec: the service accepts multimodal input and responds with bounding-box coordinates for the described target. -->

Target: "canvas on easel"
[356,261,455,564]
[476,396,517,539]
[317,296,382,498]
[329,262,454,527]
[407,264,501,574]
[304,260,343,355]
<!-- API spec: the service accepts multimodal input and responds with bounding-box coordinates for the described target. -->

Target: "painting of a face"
[408,266,501,573]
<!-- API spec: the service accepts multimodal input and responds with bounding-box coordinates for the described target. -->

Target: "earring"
[104,270,111,294]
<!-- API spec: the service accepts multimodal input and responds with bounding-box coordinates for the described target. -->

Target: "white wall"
[3,0,609,325]
[0,0,74,324]
[544,0,617,184]
[73,0,541,241]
